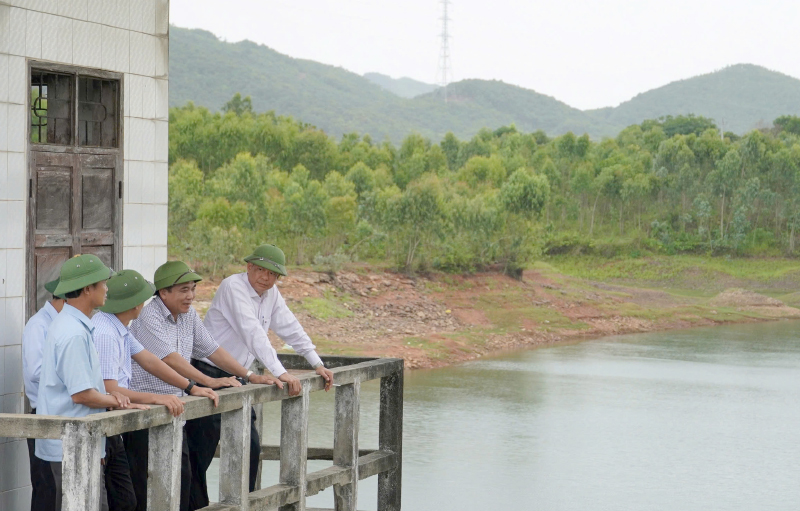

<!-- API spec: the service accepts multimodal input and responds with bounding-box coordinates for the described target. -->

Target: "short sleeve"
[94,333,122,381]
[190,309,219,359]
[56,336,96,396]
[129,335,145,357]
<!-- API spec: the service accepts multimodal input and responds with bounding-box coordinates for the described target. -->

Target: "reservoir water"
[209,320,800,510]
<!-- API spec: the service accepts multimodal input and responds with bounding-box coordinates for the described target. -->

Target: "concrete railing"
[0,355,404,511]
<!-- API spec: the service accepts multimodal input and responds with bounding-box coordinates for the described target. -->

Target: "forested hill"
[587,65,800,134]
[169,26,800,140]
[363,72,438,98]
[169,27,614,141]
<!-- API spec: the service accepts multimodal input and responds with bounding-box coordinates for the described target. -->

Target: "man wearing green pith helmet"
[187,243,334,509]
[127,260,281,511]
[93,270,222,511]
[35,255,138,511]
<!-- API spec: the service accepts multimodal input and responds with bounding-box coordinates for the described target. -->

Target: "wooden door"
[27,151,122,317]
[26,64,123,319]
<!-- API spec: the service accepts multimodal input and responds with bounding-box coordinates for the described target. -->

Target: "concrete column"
[61,421,105,511]
[220,394,253,510]
[378,369,404,511]
[148,418,185,511]
[252,361,266,491]
[333,380,360,511]
[279,381,310,511]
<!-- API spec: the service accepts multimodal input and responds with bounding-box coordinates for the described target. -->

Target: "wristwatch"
[313,361,325,369]
[245,370,254,382]
[184,379,196,394]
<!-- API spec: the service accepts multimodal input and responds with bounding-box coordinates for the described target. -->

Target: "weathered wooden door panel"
[28,151,122,316]
[34,247,71,310]
[27,66,123,319]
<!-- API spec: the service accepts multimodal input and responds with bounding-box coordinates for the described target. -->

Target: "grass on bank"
[543,255,800,291]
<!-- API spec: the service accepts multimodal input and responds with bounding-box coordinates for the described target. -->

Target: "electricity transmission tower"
[437,0,453,102]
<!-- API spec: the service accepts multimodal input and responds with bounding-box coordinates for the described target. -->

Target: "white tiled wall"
[0,0,169,500]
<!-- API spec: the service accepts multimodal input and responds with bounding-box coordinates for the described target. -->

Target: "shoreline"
[195,259,800,370]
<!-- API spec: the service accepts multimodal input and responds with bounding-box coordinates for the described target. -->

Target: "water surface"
[211,320,800,510]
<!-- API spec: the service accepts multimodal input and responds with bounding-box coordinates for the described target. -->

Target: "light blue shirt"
[22,301,59,409]
[35,304,107,462]
[93,312,145,389]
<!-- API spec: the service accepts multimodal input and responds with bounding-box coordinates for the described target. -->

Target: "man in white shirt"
[187,243,334,508]
[22,278,64,511]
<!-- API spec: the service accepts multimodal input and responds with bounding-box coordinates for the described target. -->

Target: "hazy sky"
[171,0,800,110]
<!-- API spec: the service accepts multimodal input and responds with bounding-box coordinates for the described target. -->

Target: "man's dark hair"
[64,288,83,299]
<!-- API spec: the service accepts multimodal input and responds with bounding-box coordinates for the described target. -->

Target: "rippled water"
[210,320,800,510]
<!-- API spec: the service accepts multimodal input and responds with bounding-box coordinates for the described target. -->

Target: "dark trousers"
[105,434,137,511]
[123,427,191,511]
[185,360,261,511]
[27,409,57,511]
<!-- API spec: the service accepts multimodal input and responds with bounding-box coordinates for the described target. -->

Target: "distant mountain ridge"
[363,72,439,98]
[587,64,800,134]
[169,27,800,141]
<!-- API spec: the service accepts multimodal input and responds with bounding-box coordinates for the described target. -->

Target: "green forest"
[170,27,800,142]
[168,94,800,277]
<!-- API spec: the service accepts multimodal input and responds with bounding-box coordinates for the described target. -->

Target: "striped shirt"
[93,311,145,390]
[129,296,219,396]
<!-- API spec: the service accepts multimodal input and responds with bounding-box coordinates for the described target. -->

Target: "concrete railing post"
[61,421,105,511]
[252,361,266,491]
[333,379,361,511]
[147,418,185,511]
[378,368,403,511]
[220,394,253,510]
[279,381,310,511]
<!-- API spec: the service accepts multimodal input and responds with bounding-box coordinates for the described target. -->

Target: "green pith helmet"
[44,278,65,299]
[99,270,156,314]
[53,255,115,296]
[244,244,287,276]
[153,261,202,291]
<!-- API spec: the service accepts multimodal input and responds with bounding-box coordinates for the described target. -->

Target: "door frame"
[25,61,125,319]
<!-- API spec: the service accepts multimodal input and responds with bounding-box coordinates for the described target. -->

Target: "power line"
[437,0,453,102]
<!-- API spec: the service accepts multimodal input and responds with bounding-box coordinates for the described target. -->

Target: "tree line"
[168,94,800,276]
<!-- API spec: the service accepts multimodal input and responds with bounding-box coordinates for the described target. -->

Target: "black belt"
[191,359,248,385]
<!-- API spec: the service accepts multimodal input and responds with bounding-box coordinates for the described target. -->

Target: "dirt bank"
[194,265,800,370]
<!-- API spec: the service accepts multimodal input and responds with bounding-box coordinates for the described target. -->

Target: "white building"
[0,1,170,506]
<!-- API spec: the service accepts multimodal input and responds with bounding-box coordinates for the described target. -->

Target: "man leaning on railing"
[34,256,143,511]
[126,261,280,511]
[187,243,335,510]
[93,269,221,511]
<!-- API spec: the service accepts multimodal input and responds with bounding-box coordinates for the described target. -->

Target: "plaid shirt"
[129,296,219,396]
[93,311,145,390]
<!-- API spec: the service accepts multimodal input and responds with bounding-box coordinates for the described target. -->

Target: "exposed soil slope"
[195,265,800,370]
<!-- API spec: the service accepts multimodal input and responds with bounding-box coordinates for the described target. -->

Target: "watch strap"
[184,379,196,393]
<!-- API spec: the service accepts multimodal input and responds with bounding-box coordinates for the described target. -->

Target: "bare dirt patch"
[195,268,800,371]
[709,288,800,318]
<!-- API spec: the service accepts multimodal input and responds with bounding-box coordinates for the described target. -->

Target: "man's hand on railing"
[154,395,185,416]
[210,376,242,389]
[278,373,302,396]
[188,385,220,407]
[248,373,283,388]
[108,390,131,409]
[315,366,334,392]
